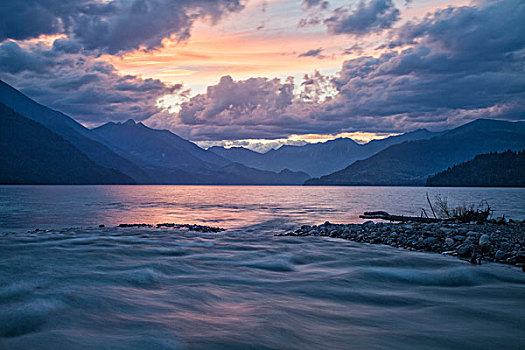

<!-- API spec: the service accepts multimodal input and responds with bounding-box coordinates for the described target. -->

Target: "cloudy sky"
[0,0,524,151]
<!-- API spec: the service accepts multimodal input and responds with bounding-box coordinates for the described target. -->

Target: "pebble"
[278,220,525,270]
[467,231,480,239]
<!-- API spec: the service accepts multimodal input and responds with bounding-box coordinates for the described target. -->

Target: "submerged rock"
[118,223,224,232]
[118,223,152,228]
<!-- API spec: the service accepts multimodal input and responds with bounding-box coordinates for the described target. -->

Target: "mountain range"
[209,128,439,178]
[2,79,523,186]
[0,80,308,185]
[305,119,525,186]
[91,120,310,184]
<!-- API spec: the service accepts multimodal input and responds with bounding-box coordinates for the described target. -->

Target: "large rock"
[479,234,490,247]
[423,237,438,247]
[457,245,471,257]
[495,250,508,260]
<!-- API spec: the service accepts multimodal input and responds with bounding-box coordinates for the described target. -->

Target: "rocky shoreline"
[277,220,525,270]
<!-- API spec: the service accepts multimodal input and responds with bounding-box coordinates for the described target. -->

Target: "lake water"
[1,186,524,349]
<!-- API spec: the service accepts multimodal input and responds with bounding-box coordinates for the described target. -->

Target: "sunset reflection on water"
[1,185,524,231]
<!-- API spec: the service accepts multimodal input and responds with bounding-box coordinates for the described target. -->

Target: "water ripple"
[1,227,524,349]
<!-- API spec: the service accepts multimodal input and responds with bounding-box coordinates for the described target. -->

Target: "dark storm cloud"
[0,0,243,126]
[0,0,245,55]
[302,0,329,9]
[325,0,400,35]
[147,71,341,140]
[0,41,179,124]
[177,75,295,125]
[156,0,525,140]
[52,38,82,54]
[326,0,525,126]
[0,0,67,42]
[342,44,363,55]
[394,0,525,55]
[298,48,325,58]
[0,41,56,73]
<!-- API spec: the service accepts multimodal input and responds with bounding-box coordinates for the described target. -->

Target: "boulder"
[362,221,375,228]
[495,250,507,260]
[479,234,490,247]
[423,237,438,247]
[457,245,471,257]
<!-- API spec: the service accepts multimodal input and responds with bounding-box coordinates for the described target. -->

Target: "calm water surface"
[1,185,524,230]
[0,186,524,349]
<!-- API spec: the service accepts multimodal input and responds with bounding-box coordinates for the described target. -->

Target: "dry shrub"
[432,195,491,223]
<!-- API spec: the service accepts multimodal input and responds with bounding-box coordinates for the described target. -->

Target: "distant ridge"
[0,103,134,184]
[208,146,263,167]
[305,119,525,186]
[210,128,439,177]
[2,79,523,186]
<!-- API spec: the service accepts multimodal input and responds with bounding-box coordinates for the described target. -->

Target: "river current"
[1,186,524,349]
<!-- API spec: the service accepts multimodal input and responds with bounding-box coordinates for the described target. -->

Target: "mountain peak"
[329,137,360,145]
[123,119,136,126]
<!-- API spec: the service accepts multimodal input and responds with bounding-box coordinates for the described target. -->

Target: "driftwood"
[359,211,443,223]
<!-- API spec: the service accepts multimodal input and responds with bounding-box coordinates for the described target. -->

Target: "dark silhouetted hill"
[426,150,525,187]
[93,120,229,170]
[0,103,134,184]
[0,80,149,182]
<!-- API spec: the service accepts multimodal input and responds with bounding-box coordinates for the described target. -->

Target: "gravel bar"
[277,220,525,270]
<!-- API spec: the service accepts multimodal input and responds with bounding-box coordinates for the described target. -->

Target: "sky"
[0,0,524,151]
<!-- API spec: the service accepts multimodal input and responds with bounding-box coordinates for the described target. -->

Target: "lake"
[1,186,524,349]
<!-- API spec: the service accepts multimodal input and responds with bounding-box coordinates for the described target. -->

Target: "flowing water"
[0,186,524,349]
